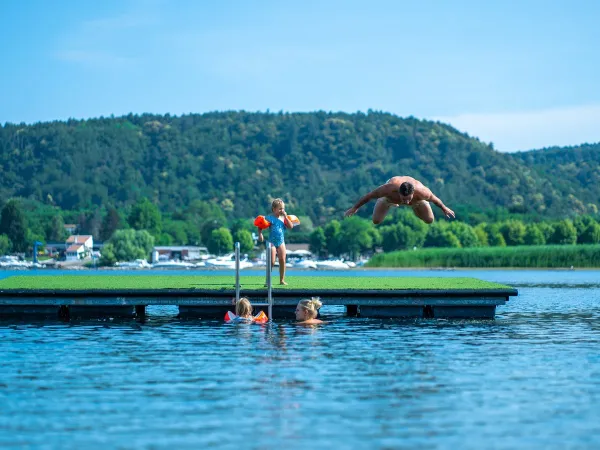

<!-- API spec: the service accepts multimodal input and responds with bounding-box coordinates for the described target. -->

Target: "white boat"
[116,259,151,269]
[0,256,35,269]
[205,253,254,269]
[152,261,195,269]
[315,260,350,270]
[294,259,318,269]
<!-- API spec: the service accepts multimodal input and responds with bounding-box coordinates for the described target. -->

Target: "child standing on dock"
[295,297,324,324]
[258,198,294,285]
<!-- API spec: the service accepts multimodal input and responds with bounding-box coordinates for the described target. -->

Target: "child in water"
[225,297,268,323]
[235,297,253,319]
[295,297,324,324]
[258,198,294,285]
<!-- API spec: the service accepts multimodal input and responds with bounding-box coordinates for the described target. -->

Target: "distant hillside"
[0,111,598,224]
[510,143,600,215]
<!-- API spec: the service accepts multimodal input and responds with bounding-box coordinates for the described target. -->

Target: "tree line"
[1,111,599,228]
[1,196,599,264]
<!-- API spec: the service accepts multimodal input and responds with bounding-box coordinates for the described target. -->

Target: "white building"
[64,235,93,260]
[154,246,208,261]
[66,235,94,251]
[65,244,85,261]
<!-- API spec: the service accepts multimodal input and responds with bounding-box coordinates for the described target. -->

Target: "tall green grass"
[367,244,600,268]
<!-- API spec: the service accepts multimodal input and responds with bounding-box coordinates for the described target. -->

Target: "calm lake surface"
[1,269,599,449]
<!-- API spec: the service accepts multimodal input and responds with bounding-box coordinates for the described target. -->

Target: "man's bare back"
[380,176,431,206]
[345,176,455,225]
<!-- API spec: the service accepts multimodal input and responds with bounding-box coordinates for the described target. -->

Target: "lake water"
[1,269,599,449]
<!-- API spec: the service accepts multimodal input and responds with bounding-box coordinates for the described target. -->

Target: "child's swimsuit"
[265,214,286,247]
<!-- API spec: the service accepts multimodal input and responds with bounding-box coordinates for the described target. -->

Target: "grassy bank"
[0,275,511,291]
[367,244,600,268]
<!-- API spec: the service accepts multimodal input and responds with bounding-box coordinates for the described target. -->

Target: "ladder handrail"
[235,240,273,321]
[266,241,273,321]
[234,242,240,302]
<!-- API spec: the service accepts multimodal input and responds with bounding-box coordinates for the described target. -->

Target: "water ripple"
[0,283,599,448]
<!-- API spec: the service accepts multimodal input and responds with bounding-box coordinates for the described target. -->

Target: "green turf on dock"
[0,275,512,291]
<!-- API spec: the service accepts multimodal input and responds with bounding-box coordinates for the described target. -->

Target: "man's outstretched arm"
[428,192,455,219]
[345,185,387,217]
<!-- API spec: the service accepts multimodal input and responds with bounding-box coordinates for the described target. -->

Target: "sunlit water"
[1,269,599,449]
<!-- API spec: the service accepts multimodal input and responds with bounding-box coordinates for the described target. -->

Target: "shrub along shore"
[366,244,600,268]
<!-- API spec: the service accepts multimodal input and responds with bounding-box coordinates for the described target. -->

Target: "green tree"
[423,224,461,248]
[523,224,545,245]
[100,229,154,266]
[0,200,29,253]
[549,219,577,245]
[537,222,555,243]
[579,222,600,244]
[128,198,162,236]
[234,229,254,253]
[486,224,506,247]
[45,214,67,242]
[309,227,327,257]
[500,220,526,246]
[162,219,189,244]
[201,219,226,246]
[448,222,479,247]
[156,233,173,245]
[184,220,202,246]
[339,217,373,259]
[296,215,314,234]
[573,215,595,237]
[474,224,489,246]
[0,234,11,254]
[100,206,121,241]
[324,220,342,256]
[367,227,382,251]
[207,227,233,255]
[394,224,417,249]
[381,225,400,252]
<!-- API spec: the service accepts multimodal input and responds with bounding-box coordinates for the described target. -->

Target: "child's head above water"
[271,198,285,215]
[296,297,322,321]
[235,297,253,318]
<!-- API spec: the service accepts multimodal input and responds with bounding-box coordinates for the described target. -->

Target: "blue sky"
[1,0,599,151]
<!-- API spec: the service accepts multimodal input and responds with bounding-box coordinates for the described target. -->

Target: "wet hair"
[399,182,414,197]
[297,297,322,320]
[271,198,284,210]
[235,297,252,317]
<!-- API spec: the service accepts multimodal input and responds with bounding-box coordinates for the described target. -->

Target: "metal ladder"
[234,241,273,320]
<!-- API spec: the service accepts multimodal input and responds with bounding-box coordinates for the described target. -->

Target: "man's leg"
[372,198,392,225]
[412,201,434,224]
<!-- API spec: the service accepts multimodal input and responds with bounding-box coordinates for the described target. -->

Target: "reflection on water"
[1,272,600,448]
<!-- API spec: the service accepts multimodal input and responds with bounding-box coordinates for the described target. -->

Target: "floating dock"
[0,275,517,319]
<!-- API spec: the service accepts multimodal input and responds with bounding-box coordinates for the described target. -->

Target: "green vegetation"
[1,111,599,222]
[99,229,155,266]
[1,111,599,265]
[367,244,600,268]
[0,275,511,291]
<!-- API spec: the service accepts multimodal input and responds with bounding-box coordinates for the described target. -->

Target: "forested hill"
[509,143,600,216]
[0,111,598,224]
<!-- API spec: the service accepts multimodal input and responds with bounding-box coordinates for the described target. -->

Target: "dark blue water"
[1,269,599,449]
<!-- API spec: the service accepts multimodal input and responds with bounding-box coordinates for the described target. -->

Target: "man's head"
[399,182,414,204]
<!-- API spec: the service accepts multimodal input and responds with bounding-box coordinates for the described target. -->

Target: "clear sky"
[1,0,599,151]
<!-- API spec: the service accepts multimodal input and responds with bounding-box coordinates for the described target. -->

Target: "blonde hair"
[235,297,252,317]
[271,198,284,210]
[298,297,322,319]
